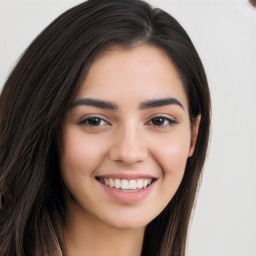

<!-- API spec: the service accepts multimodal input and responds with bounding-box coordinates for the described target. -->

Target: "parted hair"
[0,0,211,255]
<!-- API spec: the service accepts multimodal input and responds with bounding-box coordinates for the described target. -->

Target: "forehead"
[76,44,188,110]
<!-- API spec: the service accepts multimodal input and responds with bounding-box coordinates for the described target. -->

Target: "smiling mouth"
[96,177,155,192]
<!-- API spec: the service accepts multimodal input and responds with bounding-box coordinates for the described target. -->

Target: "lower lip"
[98,181,155,203]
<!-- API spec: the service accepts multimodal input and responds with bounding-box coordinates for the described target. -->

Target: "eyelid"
[78,114,111,126]
[145,114,178,126]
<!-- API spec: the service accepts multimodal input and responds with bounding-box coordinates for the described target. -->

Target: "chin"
[96,208,159,231]
[106,218,148,231]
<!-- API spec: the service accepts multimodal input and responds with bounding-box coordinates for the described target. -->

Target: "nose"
[109,125,148,165]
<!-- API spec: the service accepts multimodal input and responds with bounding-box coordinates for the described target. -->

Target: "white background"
[0,0,255,255]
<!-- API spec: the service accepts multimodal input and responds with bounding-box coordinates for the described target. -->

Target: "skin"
[60,44,200,256]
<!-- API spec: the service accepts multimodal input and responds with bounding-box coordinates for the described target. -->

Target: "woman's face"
[60,44,199,230]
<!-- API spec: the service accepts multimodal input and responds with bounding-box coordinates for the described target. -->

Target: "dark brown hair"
[0,0,211,255]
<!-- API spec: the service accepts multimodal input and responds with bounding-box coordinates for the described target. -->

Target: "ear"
[188,115,201,157]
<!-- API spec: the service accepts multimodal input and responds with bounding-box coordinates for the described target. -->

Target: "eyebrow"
[139,97,184,110]
[71,97,184,110]
[72,98,118,110]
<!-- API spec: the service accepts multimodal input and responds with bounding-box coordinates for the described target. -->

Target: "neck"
[63,199,145,256]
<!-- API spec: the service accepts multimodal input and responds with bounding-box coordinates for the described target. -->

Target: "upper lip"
[96,172,157,180]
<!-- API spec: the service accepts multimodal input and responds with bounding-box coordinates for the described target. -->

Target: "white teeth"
[104,178,109,186]
[143,179,148,188]
[137,179,143,189]
[99,177,153,190]
[121,179,129,189]
[109,178,114,188]
[115,179,121,189]
[129,180,137,189]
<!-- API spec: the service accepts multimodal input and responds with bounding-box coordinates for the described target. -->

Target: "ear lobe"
[188,115,201,157]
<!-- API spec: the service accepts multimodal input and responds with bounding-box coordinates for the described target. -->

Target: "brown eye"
[79,117,108,126]
[87,118,101,126]
[148,116,178,127]
[152,117,165,126]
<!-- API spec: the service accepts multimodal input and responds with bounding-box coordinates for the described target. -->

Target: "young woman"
[0,0,211,255]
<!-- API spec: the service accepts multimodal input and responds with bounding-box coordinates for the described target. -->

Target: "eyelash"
[78,116,109,127]
[146,116,178,127]
[78,115,178,128]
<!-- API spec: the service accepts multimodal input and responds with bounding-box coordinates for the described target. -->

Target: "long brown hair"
[0,0,211,255]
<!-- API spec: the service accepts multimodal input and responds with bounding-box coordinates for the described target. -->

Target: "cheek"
[151,128,191,177]
[143,128,191,219]
[60,126,108,178]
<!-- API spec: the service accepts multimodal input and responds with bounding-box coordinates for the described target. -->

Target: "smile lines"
[97,177,154,191]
